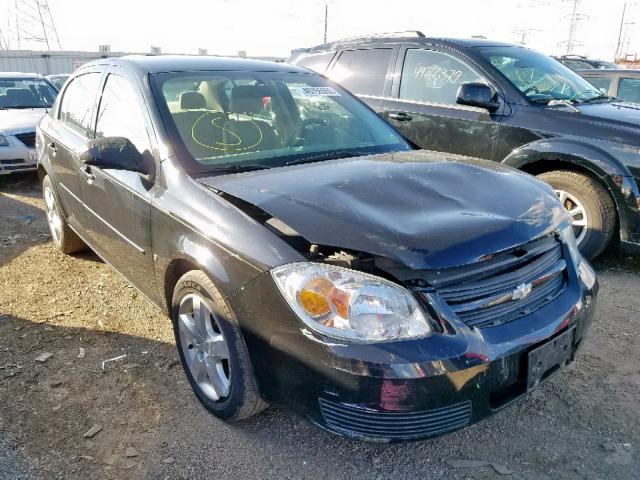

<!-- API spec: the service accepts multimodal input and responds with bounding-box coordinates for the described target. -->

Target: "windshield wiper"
[204,163,271,175]
[546,99,580,113]
[8,105,50,109]
[284,149,372,167]
[577,95,616,104]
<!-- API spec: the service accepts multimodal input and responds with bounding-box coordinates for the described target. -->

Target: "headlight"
[271,262,433,342]
[0,135,8,146]
[560,225,596,289]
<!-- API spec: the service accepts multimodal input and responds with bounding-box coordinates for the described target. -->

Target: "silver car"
[0,72,58,175]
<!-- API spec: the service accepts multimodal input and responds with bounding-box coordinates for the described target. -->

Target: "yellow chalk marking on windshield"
[191,112,263,151]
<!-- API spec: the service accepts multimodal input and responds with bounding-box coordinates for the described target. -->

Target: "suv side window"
[617,77,640,103]
[59,73,102,136]
[329,48,393,96]
[95,74,152,154]
[296,51,335,74]
[399,49,484,105]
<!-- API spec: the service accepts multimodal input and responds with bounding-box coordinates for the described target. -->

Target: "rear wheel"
[171,270,266,421]
[42,175,86,254]
[537,170,616,260]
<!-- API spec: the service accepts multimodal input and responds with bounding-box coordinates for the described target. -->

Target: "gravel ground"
[1,172,638,480]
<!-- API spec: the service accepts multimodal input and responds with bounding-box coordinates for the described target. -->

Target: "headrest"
[230,85,271,114]
[179,91,206,110]
[6,88,37,104]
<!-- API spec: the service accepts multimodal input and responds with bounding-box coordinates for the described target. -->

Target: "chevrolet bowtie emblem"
[512,282,533,301]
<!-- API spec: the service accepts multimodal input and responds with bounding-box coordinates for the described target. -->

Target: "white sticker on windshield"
[299,86,341,97]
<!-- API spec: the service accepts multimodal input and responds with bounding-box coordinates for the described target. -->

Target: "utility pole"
[6,0,62,50]
[323,0,328,44]
[559,0,587,54]
[615,2,627,61]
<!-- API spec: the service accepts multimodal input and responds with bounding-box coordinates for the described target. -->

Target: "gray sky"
[2,0,639,60]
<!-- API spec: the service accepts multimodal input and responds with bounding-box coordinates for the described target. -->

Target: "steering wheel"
[300,118,329,129]
[522,85,540,95]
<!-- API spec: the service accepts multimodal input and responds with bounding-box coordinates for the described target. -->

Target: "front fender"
[502,137,633,179]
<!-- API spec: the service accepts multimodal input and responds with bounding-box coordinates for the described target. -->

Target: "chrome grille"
[431,235,567,329]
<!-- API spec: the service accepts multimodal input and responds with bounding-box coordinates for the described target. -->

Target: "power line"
[3,0,62,50]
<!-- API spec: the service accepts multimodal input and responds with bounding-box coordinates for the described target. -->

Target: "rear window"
[329,49,393,96]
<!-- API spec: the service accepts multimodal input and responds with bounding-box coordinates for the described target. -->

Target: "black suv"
[289,33,640,259]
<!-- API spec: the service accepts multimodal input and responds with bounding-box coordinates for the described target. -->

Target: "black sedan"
[36,55,597,442]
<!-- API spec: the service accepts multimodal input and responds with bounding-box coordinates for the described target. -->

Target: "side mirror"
[81,137,153,178]
[456,82,500,111]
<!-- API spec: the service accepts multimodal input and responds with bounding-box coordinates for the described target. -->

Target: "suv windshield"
[477,47,606,104]
[0,78,57,109]
[151,71,410,174]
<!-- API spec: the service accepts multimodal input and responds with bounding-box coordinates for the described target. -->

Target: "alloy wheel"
[44,186,62,246]
[555,189,588,245]
[178,293,231,402]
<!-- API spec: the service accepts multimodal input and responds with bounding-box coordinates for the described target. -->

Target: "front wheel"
[537,170,616,260]
[171,270,266,421]
[42,175,86,254]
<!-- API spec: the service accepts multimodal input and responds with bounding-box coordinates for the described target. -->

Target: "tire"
[171,270,266,421]
[537,170,616,260]
[42,174,86,254]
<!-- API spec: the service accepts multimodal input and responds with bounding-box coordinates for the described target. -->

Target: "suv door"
[46,71,103,229]
[326,47,397,112]
[385,47,500,159]
[79,68,157,298]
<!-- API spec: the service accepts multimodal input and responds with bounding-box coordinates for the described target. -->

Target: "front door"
[384,47,500,159]
[78,70,158,300]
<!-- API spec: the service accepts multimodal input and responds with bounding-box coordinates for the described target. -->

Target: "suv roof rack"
[329,30,425,44]
[560,54,587,59]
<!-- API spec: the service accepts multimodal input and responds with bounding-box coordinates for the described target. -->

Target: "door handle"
[80,165,95,183]
[47,142,57,156]
[388,112,413,122]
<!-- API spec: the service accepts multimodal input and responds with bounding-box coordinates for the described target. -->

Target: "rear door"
[616,76,640,103]
[326,47,397,113]
[384,47,500,159]
[46,70,103,229]
[78,67,157,298]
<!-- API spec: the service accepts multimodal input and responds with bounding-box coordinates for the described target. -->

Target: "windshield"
[477,47,606,104]
[0,78,57,109]
[151,71,410,174]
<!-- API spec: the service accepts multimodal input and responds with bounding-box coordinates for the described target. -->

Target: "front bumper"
[228,268,597,443]
[0,144,38,175]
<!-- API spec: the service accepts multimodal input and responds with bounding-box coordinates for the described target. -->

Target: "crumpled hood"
[0,108,48,134]
[199,150,569,269]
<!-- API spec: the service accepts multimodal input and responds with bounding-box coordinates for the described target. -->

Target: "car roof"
[0,71,48,79]
[77,55,309,75]
[299,35,520,53]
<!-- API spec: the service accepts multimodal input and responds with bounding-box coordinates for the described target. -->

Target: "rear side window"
[329,48,393,96]
[399,49,484,105]
[296,51,335,74]
[617,77,640,103]
[95,74,152,154]
[59,73,102,136]
[585,76,612,94]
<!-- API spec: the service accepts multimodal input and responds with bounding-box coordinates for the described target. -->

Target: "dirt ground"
[1,172,638,480]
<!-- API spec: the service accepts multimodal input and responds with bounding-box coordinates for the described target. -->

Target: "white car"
[0,72,58,175]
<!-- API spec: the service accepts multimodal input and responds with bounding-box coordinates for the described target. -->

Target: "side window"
[617,77,640,103]
[585,76,612,94]
[399,49,484,105]
[296,51,335,74]
[59,73,102,136]
[329,48,393,96]
[95,74,152,154]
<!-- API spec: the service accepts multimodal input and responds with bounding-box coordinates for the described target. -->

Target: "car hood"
[0,108,48,134]
[571,101,640,133]
[199,151,568,270]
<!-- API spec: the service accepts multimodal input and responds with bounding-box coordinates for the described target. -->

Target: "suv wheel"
[171,270,267,421]
[42,175,86,254]
[537,170,615,260]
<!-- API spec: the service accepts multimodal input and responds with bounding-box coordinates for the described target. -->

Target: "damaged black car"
[37,56,598,442]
